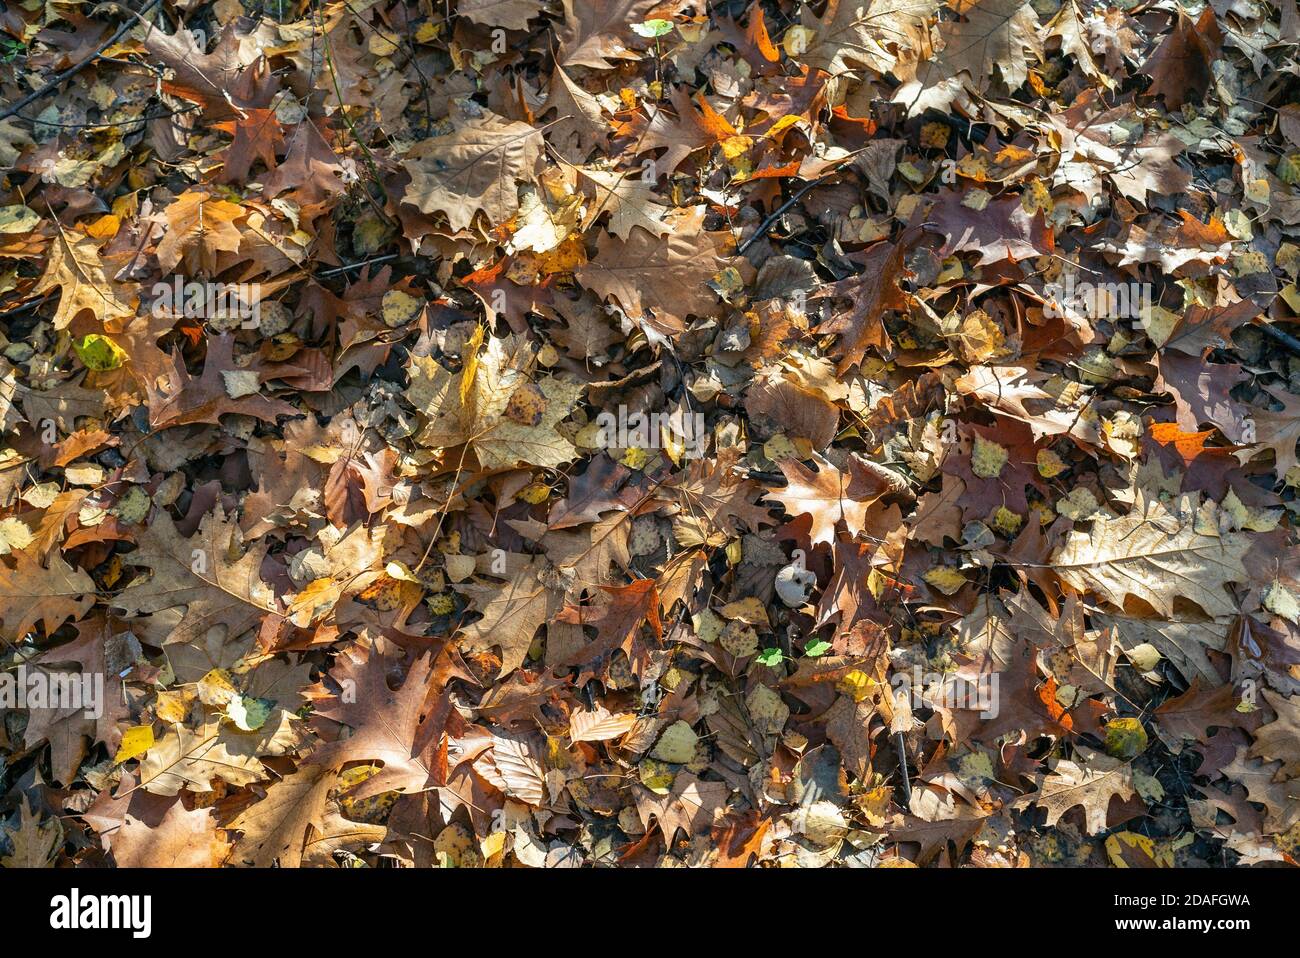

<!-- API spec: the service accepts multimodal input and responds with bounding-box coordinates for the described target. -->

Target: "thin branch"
[0,0,163,124]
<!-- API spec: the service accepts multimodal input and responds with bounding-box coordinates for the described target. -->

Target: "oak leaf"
[227,764,334,867]
[140,334,297,430]
[1050,494,1250,619]
[139,716,296,796]
[1013,748,1137,834]
[32,231,134,329]
[455,559,564,677]
[575,206,731,327]
[1248,689,1300,778]
[0,546,95,639]
[306,643,442,798]
[402,113,544,232]
[557,0,658,69]
[114,507,277,647]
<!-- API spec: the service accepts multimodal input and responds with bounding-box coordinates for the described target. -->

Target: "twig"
[0,0,163,124]
[314,253,400,277]
[1256,321,1300,356]
[737,175,835,255]
[895,731,911,805]
[0,294,52,323]
[586,358,663,393]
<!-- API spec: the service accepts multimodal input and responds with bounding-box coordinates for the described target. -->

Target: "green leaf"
[756,648,784,667]
[804,639,832,657]
[73,333,128,371]
[631,19,674,38]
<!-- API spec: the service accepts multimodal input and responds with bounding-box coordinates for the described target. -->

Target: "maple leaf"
[764,453,895,547]
[154,190,246,275]
[401,112,544,232]
[410,332,582,469]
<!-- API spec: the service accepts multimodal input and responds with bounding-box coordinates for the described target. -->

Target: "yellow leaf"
[924,566,968,595]
[971,435,1008,479]
[382,288,424,329]
[838,670,876,702]
[0,204,39,233]
[1103,717,1148,759]
[1105,831,1160,867]
[114,725,155,764]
